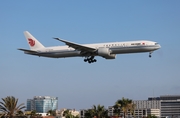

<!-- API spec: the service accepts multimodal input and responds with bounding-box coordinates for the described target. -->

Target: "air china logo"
[28,38,35,47]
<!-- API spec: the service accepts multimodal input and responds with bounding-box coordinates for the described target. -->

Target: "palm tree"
[84,109,93,118]
[30,110,37,117]
[101,109,109,118]
[114,97,134,118]
[0,113,5,118]
[88,104,107,118]
[121,97,132,118]
[63,109,73,118]
[63,109,80,118]
[113,101,121,117]
[16,110,25,117]
[30,110,42,118]
[47,109,56,116]
[128,102,136,118]
[147,114,157,118]
[0,96,25,118]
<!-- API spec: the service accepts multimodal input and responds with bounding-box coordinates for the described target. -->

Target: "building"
[147,109,160,117]
[132,99,161,117]
[108,100,161,118]
[160,95,180,117]
[27,96,58,113]
[56,108,80,118]
[133,95,180,118]
[133,99,160,109]
[107,95,180,118]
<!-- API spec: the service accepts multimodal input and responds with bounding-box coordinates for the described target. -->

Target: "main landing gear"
[84,56,97,63]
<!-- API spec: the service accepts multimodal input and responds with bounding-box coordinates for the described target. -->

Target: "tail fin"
[24,31,45,50]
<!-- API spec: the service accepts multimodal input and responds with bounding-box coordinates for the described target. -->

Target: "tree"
[30,110,37,117]
[147,114,157,118]
[0,96,25,118]
[47,109,56,116]
[128,102,136,117]
[16,110,28,118]
[85,105,108,118]
[113,101,121,117]
[101,109,109,118]
[84,109,93,118]
[63,109,70,118]
[114,97,135,118]
[29,110,42,118]
[63,109,80,118]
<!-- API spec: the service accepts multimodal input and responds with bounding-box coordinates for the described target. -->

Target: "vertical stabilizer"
[24,31,45,50]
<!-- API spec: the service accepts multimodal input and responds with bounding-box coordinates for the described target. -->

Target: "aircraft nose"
[158,44,161,49]
[155,43,161,50]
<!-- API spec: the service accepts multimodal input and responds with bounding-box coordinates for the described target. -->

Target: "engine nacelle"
[97,47,116,59]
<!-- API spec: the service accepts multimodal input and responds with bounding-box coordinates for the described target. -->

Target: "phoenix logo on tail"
[28,38,35,47]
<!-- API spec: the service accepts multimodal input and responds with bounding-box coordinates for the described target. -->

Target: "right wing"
[53,38,97,52]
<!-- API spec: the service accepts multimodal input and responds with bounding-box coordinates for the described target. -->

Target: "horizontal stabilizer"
[18,48,37,53]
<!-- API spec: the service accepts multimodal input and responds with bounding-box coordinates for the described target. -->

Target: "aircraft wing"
[53,38,96,52]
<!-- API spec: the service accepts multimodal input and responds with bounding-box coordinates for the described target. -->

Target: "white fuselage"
[25,40,161,58]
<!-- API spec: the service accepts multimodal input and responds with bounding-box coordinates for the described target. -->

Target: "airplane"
[18,31,161,63]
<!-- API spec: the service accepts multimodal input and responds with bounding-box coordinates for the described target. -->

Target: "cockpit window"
[155,43,158,45]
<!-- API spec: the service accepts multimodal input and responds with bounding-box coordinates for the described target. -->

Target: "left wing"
[53,38,96,52]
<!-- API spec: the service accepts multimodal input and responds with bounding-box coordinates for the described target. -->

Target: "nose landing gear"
[149,51,153,58]
[84,56,97,63]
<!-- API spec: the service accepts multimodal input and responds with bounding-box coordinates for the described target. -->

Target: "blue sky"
[1,0,180,110]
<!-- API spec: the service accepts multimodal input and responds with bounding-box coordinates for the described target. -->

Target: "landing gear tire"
[84,59,88,62]
[149,51,152,58]
[84,56,97,63]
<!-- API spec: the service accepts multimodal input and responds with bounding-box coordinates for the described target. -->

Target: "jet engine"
[97,47,116,59]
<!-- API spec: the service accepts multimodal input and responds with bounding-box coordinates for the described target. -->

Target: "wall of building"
[161,100,180,117]
[27,96,58,113]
